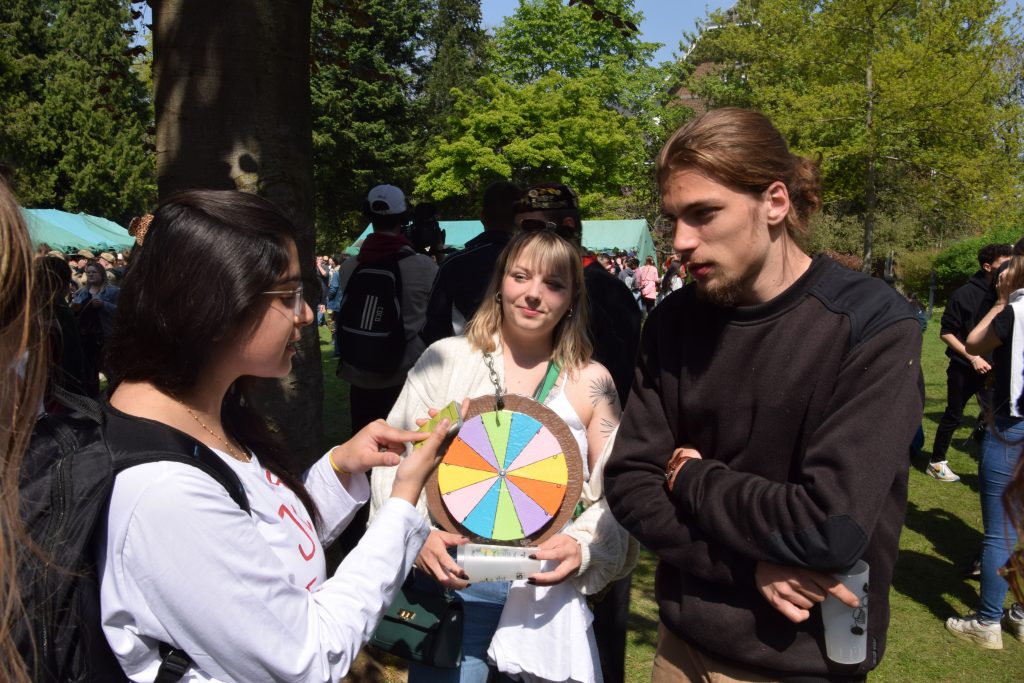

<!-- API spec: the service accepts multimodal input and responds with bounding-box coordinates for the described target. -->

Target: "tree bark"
[862,45,876,275]
[152,0,323,464]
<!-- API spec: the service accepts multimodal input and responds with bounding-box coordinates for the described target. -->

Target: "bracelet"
[665,459,686,484]
[329,450,350,476]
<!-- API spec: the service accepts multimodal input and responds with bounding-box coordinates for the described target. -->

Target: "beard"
[694,272,747,307]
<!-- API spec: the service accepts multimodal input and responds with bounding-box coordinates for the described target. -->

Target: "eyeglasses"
[519,218,579,242]
[262,282,305,316]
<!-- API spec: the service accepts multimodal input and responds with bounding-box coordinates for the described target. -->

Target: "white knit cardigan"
[368,335,637,595]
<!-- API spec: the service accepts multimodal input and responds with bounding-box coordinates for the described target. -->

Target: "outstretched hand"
[754,560,859,623]
[390,415,451,505]
[329,419,427,476]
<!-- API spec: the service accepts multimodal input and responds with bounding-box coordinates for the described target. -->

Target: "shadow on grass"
[896,502,982,619]
[892,549,980,621]
[903,501,982,565]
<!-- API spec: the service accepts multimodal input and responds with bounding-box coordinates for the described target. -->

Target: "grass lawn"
[319,314,1022,682]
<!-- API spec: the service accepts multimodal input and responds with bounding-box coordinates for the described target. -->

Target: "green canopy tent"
[345,219,657,263]
[22,208,135,252]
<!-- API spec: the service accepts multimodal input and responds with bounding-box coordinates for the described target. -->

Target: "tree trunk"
[862,51,876,275]
[153,0,323,464]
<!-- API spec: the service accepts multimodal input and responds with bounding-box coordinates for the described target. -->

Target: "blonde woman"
[371,230,634,683]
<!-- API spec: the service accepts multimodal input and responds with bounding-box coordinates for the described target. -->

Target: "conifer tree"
[0,0,154,222]
[311,0,428,242]
[421,0,489,137]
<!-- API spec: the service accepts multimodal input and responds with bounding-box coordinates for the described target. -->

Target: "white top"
[369,335,636,595]
[544,376,590,479]
[99,449,429,682]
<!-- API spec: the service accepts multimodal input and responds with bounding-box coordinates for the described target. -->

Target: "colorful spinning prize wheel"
[427,395,583,545]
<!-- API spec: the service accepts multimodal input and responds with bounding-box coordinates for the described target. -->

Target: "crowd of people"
[0,107,1023,683]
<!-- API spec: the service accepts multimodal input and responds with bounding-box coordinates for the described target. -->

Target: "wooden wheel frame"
[426,394,583,546]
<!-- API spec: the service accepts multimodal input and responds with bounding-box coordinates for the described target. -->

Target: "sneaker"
[946,614,1003,649]
[927,461,960,482]
[1003,606,1024,643]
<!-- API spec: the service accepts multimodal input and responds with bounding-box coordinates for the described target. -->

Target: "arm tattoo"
[599,417,619,437]
[589,375,618,408]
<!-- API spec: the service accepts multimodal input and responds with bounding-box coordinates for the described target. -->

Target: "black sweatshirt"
[939,271,995,367]
[605,255,923,680]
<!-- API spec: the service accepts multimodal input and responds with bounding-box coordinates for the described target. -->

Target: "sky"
[480,1,731,64]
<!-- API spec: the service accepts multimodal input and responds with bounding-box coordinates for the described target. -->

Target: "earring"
[495,292,502,304]
[566,307,574,319]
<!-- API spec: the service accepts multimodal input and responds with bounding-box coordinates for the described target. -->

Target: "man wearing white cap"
[334,184,437,432]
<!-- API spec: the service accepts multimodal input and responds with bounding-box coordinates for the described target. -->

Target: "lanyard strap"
[533,360,561,404]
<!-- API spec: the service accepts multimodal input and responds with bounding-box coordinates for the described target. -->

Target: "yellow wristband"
[329,450,350,476]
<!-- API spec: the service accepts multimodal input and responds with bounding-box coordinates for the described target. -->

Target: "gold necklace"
[176,400,251,463]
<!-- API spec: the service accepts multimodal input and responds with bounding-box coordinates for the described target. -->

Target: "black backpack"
[15,395,250,683]
[336,252,413,373]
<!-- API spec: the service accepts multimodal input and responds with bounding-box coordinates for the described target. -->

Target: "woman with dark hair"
[99,190,449,681]
[948,255,1024,648]
[370,230,634,683]
[70,258,119,396]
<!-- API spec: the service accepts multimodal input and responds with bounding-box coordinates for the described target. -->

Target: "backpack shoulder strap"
[102,407,251,514]
[112,447,251,514]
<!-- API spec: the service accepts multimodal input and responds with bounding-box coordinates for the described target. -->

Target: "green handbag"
[371,575,463,669]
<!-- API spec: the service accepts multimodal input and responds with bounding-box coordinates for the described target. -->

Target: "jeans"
[978,416,1023,621]
[408,577,514,683]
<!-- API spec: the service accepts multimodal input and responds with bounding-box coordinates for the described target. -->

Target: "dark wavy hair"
[105,190,318,523]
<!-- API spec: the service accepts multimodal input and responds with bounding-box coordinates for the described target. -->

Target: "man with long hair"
[605,109,923,681]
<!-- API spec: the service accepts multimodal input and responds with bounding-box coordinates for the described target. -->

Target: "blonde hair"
[465,231,592,372]
[0,179,44,683]
[657,107,822,238]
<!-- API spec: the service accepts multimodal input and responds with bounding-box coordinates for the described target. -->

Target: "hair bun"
[788,156,822,227]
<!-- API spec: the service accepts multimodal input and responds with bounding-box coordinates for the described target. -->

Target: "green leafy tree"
[415,0,673,219]
[414,71,650,218]
[491,0,656,84]
[1,0,154,223]
[686,0,1023,268]
[310,0,428,244]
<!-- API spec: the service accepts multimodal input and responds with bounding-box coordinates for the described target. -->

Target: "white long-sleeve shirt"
[99,450,428,682]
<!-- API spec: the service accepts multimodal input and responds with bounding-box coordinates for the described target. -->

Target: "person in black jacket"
[927,243,1012,482]
[420,181,521,346]
[605,108,923,682]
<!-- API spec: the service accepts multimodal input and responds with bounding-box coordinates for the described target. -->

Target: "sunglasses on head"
[519,218,578,241]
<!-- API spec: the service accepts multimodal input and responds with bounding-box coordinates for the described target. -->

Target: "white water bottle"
[456,543,542,582]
